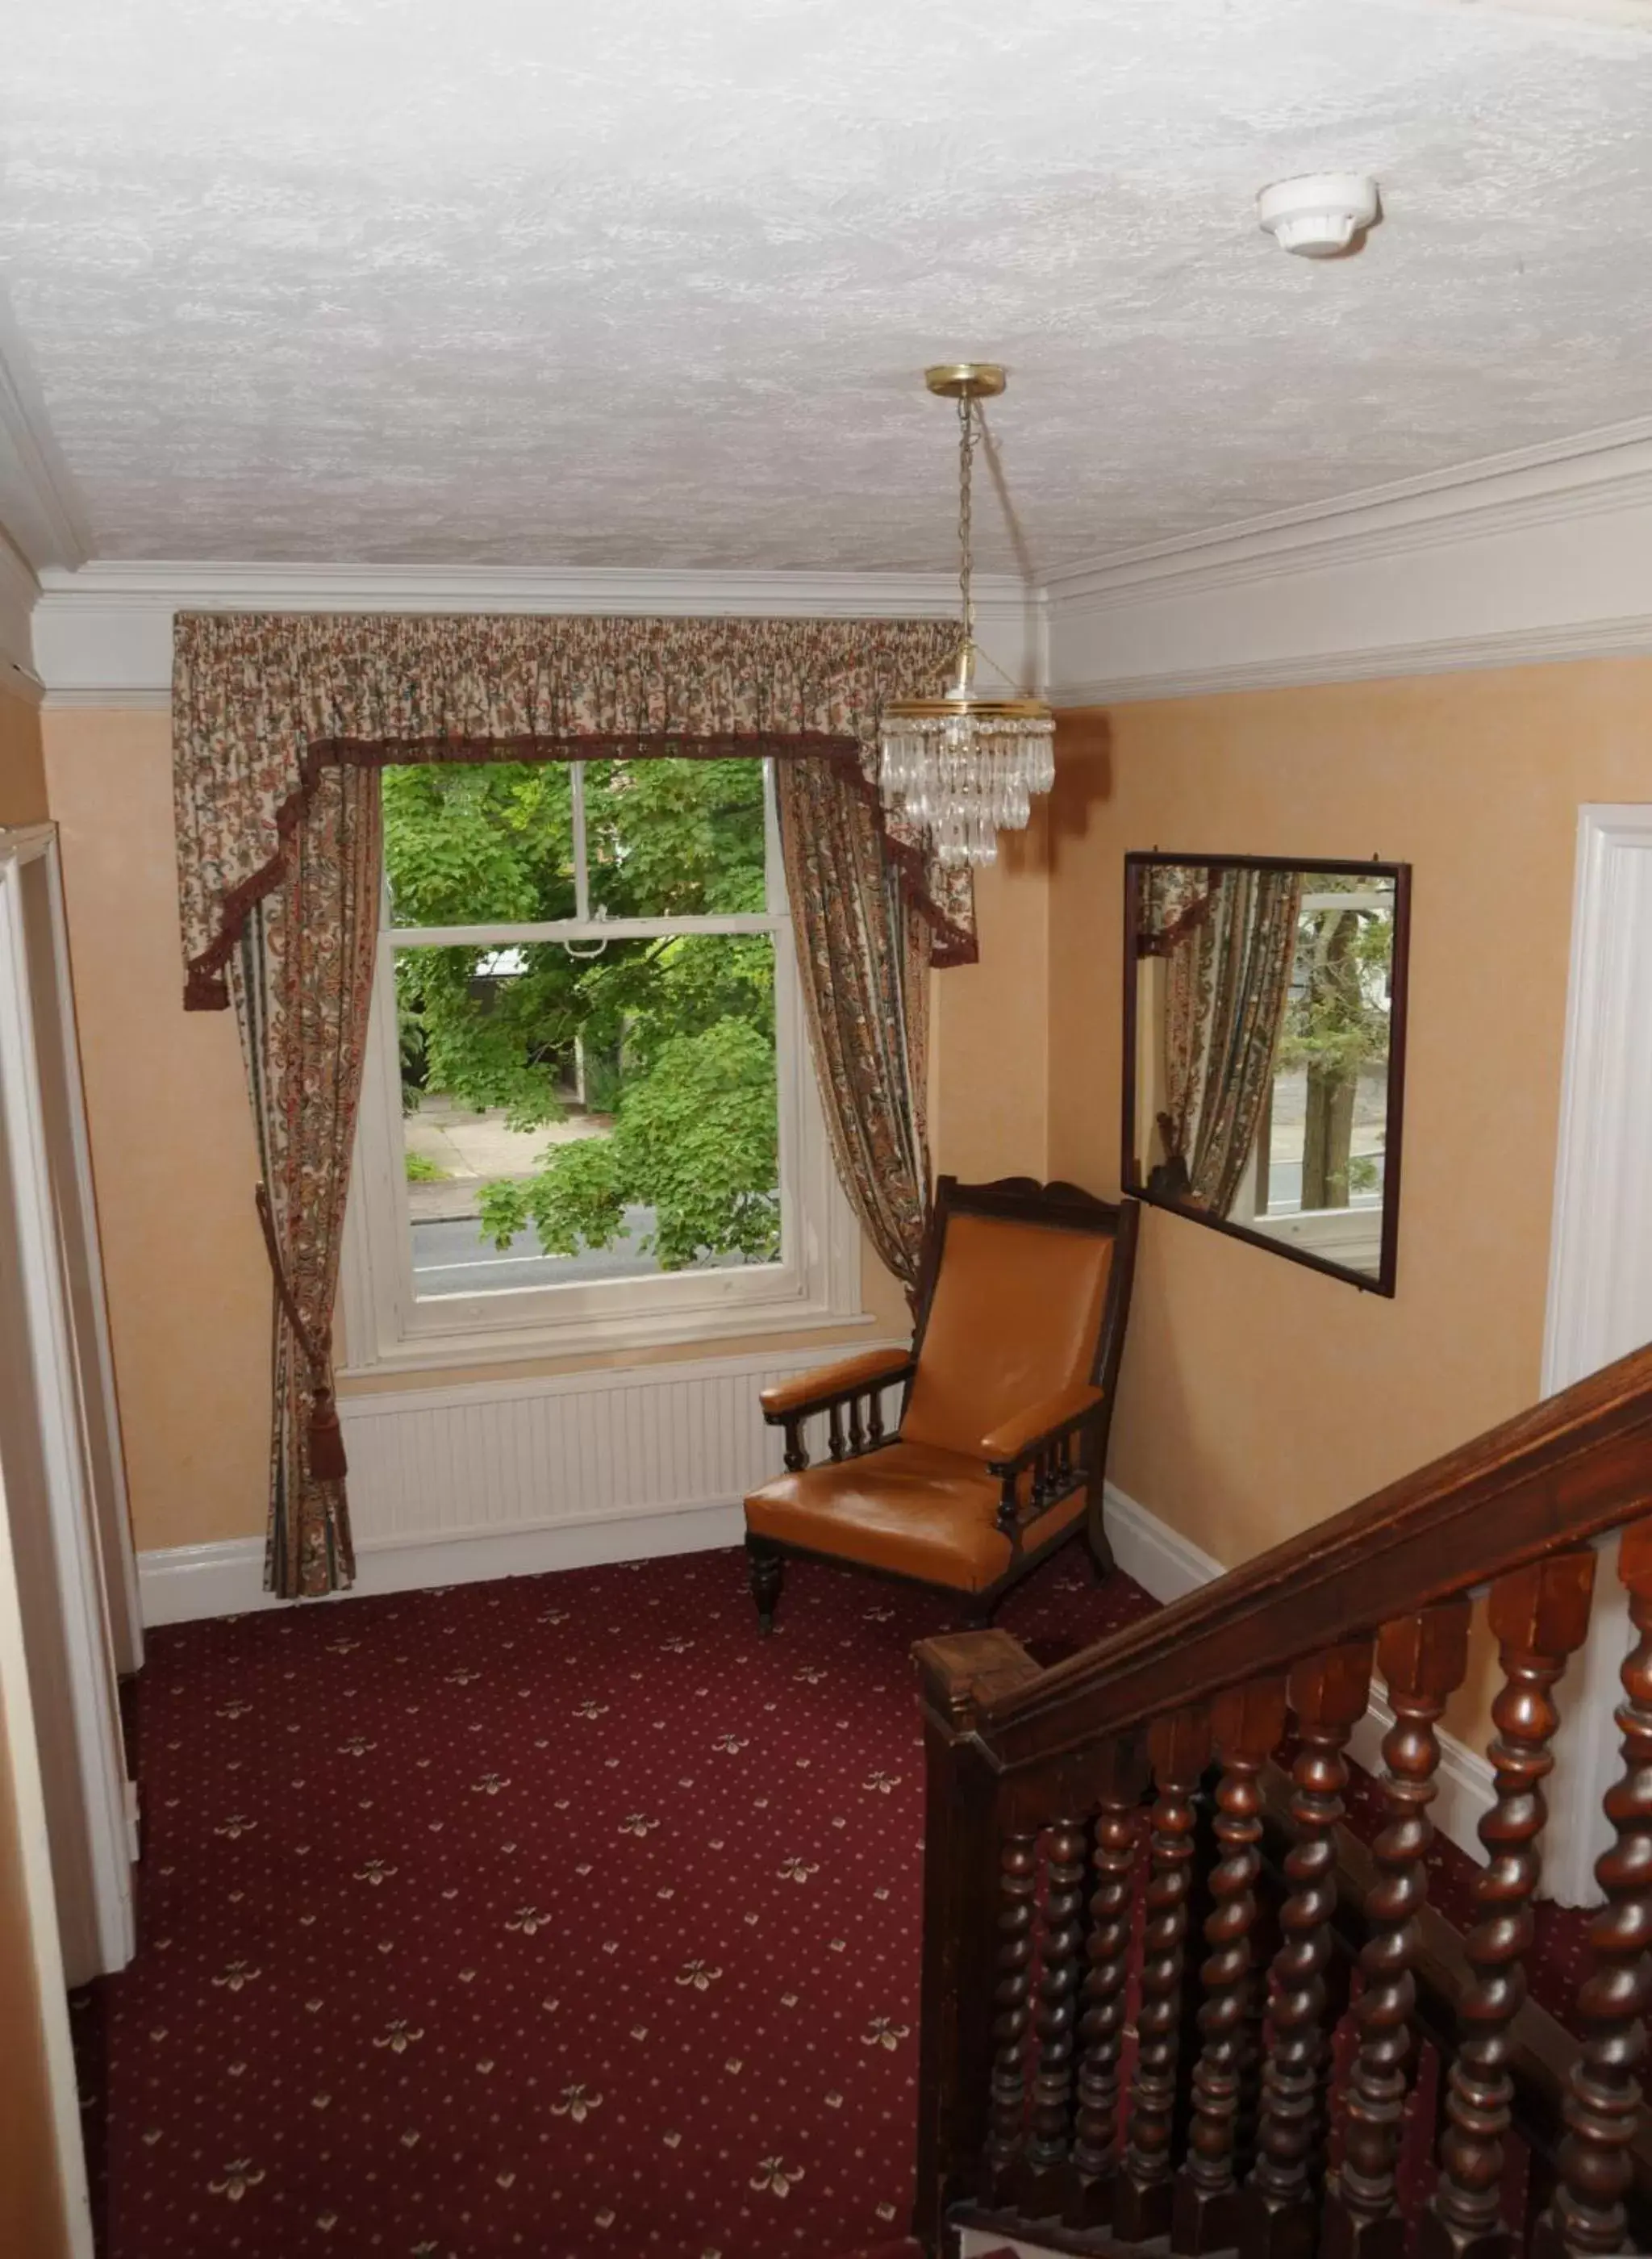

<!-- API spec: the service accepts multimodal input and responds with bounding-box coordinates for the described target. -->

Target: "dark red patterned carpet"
[76,1544,1158,2259]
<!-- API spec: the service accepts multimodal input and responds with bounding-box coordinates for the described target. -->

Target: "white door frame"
[0,1434,97,2259]
[1541,804,1652,1906]
[28,828,143,1675]
[0,823,136,1971]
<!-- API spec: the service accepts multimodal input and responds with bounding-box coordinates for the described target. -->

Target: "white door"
[1542,805,1652,1906]
[0,824,137,1981]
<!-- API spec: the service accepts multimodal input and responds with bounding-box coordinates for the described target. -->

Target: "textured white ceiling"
[4,0,1652,572]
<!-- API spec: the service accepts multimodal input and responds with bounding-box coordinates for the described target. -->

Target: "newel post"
[912,1628,1041,2254]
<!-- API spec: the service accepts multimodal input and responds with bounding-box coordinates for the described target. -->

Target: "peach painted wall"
[931,804,1050,1184]
[0,686,48,824]
[1048,659,1652,1575]
[40,708,945,1550]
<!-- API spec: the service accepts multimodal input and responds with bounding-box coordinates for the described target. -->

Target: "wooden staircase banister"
[952,1332,1652,1771]
[908,1334,1652,2258]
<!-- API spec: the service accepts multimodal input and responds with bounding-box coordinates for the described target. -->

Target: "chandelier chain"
[957,391,975,654]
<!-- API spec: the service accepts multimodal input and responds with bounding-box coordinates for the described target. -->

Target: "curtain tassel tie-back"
[254,1181,348,1484]
[304,1384,348,1484]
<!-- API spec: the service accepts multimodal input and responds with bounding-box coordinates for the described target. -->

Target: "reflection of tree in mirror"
[1274,875,1394,1211]
[383,758,780,1270]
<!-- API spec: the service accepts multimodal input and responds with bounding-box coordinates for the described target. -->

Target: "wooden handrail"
[946,1332,1652,1773]
[909,1335,1652,2257]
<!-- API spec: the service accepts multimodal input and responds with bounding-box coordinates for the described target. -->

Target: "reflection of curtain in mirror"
[1159,867,1302,1219]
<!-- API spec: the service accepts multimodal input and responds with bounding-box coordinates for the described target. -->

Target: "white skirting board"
[1103,1480,1496,1869]
[137,1341,904,1628]
[135,1390,1497,1866]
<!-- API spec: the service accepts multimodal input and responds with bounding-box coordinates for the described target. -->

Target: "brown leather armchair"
[743,1176,1140,1631]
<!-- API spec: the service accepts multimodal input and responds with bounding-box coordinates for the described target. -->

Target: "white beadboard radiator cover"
[137,1342,907,1626]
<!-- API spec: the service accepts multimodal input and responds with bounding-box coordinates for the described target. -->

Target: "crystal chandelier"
[878,363,1055,868]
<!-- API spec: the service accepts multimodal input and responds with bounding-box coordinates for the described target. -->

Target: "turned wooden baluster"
[1322,1598,1471,2259]
[1421,1552,1596,2259]
[780,1411,808,1473]
[1115,1705,1213,2243]
[1535,1520,1652,2259]
[983,1830,1040,2200]
[1070,1764,1148,2228]
[866,1387,886,1448]
[1022,1817,1090,2214]
[1172,1675,1290,2255]
[1243,1638,1375,2259]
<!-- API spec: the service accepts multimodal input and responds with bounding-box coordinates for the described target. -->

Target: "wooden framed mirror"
[1122,852,1412,1295]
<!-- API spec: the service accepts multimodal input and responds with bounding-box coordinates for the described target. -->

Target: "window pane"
[1257,874,1394,1217]
[395,932,780,1297]
[585,758,767,918]
[382,762,577,929]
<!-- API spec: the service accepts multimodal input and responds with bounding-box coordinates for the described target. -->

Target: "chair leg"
[747,1539,784,1634]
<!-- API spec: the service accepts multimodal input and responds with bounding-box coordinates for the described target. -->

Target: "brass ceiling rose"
[923,362,1007,401]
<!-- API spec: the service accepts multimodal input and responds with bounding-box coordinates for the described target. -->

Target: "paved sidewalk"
[403,1091,610,1221]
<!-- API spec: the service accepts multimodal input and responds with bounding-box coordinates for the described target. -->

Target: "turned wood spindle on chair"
[1421,1552,1596,2259]
[984,1830,1040,2200]
[1322,1598,1472,2259]
[1535,1519,1652,2259]
[1245,1638,1375,2259]
[1173,1674,1290,2256]
[1115,1705,1213,2244]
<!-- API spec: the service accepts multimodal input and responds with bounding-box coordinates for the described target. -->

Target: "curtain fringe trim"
[182,731,974,1008]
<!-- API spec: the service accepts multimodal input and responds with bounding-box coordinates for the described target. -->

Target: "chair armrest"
[982,1383,1106,1471]
[759,1348,916,1423]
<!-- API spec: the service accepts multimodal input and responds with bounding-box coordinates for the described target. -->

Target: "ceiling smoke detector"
[1257,173,1381,259]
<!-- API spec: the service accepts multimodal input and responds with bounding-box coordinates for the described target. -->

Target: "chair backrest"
[899,1178,1135,1463]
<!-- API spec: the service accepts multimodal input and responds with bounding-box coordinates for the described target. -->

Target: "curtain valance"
[173,609,969,1007]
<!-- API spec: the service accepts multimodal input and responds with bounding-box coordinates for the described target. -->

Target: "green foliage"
[479,1020,779,1269]
[384,762,577,928]
[385,758,777,1271]
[1276,884,1393,1083]
[404,1151,448,1183]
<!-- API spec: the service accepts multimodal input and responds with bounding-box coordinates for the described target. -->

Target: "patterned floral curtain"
[173,612,970,1008]
[774,760,933,1296]
[1139,862,1217,956]
[227,766,382,1599]
[174,610,970,1596]
[1160,866,1302,1220]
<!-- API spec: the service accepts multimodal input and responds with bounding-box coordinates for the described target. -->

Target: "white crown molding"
[30,559,1037,704]
[31,407,1652,709]
[1050,611,1652,709]
[1042,410,1652,607]
[1046,415,1652,706]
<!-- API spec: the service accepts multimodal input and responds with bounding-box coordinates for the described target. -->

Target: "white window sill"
[1250,1207,1383,1263]
[338,1295,881,1380]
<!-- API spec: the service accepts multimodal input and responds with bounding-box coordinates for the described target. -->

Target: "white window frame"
[340,761,865,1374]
